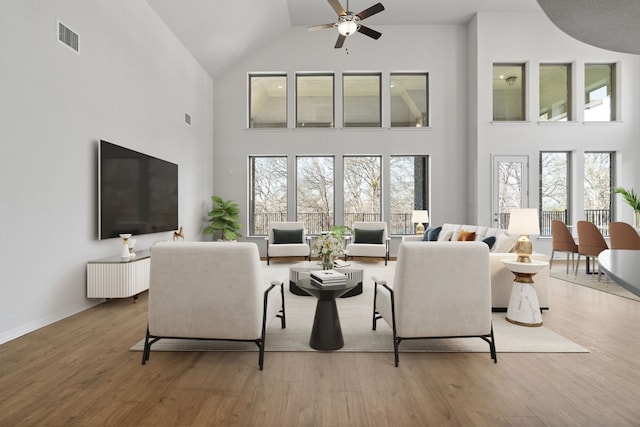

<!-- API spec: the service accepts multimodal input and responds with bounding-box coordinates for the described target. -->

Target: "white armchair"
[265,221,311,265]
[142,241,286,370]
[372,241,496,366]
[345,221,390,265]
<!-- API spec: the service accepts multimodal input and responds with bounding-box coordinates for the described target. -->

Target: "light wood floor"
[2,265,640,426]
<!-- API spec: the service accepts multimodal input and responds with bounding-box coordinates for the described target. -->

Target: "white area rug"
[131,261,588,354]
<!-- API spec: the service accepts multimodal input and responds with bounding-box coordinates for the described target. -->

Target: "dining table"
[598,249,640,297]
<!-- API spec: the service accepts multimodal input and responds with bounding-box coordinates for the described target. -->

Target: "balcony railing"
[501,209,611,237]
[251,212,415,235]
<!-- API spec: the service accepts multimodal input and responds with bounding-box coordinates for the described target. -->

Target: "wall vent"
[185,113,192,126]
[58,21,79,53]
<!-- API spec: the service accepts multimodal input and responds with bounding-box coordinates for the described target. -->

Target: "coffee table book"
[310,277,347,289]
[310,270,347,283]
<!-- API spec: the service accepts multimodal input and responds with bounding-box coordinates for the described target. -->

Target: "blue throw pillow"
[426,226,442,241]
[273,228,303,244]
[353,228,384,244]
[422,227,431,241]
[482,236,496,250]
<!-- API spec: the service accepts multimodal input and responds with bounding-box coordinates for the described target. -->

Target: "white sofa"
[403,223,550,311]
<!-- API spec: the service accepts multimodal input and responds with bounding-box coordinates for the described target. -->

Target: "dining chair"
[550,220,579,274]
[609,221,640,250]
[575,221,609,281]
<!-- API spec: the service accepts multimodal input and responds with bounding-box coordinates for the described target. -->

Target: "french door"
[492,155,529,229]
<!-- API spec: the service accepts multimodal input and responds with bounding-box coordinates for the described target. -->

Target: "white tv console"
[87,249,151,301]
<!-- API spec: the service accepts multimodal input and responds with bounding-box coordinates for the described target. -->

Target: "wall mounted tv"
[98,140,178,240]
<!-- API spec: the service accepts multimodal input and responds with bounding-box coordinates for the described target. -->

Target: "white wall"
[213,25,470,255]
[0,0,213,343]
[472,11,640,255]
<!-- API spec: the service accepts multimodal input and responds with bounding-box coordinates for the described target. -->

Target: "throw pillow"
[426,226,442,241]
[353,228,384,244]
[439,230,454,241]
[493,232,518,252]
[482,236,496,249]
[458,230,476,241]
[422,228,431,241]
[273,228,303,244]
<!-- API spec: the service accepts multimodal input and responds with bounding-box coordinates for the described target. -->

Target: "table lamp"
[507,208,540,263]
[412,210,430,235]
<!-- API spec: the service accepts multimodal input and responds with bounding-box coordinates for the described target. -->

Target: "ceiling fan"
[308,0,385,49]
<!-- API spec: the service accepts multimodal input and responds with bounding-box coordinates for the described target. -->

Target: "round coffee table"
[289,262,363,297]
[295,277,357,350]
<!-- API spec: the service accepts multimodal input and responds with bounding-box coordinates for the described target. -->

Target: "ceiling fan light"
[338,20,358,36]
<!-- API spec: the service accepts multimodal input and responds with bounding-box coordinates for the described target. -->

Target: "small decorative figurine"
[173,226,184,241]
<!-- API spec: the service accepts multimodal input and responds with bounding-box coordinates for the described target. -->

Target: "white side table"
[501,259,549,327]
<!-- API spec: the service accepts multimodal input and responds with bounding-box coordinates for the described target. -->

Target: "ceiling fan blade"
[334,34,347,49]
[328,0,347,16]
[357,25,382,40]
[356,2,385,20]
[308,23,337,31]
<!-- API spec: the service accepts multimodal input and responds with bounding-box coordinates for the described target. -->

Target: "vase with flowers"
[312,233,343,270]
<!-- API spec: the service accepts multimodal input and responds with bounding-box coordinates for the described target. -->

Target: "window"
[389,155,429,235]
[249,156,287,235]
[493,64,526,121]
[296,156,334,234]
[249,74,287,128]
[343,73,381,127]
[390,73,429,127]
[539,64,571,121]
[584,152,614,235]
[296,74,334,127]
[343,156,382,229]
[585,63,616,121]
[539,152,571,236]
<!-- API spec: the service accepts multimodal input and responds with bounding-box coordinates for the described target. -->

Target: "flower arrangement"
[313,233,344,270]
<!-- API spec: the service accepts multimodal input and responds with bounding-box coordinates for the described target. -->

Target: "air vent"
[58,21,79,53]
[185,113,192,126]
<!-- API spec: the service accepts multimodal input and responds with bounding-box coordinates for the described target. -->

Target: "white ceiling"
[145,0,639,77]
[145,0,541,76]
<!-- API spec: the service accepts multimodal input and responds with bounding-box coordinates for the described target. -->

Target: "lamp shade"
[412,210,430,224]
[507,208,540,236]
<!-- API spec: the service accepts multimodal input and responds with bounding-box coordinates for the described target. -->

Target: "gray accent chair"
[142,241,286,370]
[372,241,496,366]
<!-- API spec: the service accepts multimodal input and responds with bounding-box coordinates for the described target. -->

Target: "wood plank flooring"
[1,266,640,426]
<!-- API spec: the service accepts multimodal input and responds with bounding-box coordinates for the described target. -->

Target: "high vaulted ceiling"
[145,0,541,76]
[145,0,639,77]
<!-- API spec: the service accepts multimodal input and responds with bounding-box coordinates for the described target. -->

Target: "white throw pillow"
[493,233,517,253]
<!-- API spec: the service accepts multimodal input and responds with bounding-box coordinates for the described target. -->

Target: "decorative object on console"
[412,210,430,235]
[119,234,132,261]
[173,226,184,241]
[204,195,242,241]
[128,238,137,255]
[507,208,540,263]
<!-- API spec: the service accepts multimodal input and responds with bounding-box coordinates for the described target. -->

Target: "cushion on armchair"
[273,228,303,244]
[353,228,384,244]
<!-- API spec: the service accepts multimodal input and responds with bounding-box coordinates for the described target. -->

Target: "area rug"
[550,263,640,302]
[131,261,588,354]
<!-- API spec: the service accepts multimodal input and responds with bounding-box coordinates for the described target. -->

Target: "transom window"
[249,74,287,128]
[493,63,526,121]
[296,74,334,128]
[585,63,616,121]
[539,64,571,121]
[390,73,429,127]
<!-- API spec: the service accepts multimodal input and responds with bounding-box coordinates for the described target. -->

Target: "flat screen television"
[98,140,178,240]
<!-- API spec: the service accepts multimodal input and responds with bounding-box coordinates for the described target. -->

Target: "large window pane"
[390,73,429,127]
[343,74,381,127]
[249,74,287,128]
[585,64,616,121]
[584,152,614,235]
[540,152,571,236]
[390,155,429,235]
[539,64,571,121]
[249,156,287,235]
[343,156,382,229]
[297,156,334,234]
[296,74,334,128]
[493,64,525,121]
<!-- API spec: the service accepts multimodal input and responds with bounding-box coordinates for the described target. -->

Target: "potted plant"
[204,195,243,241]
[615,187,640,228]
